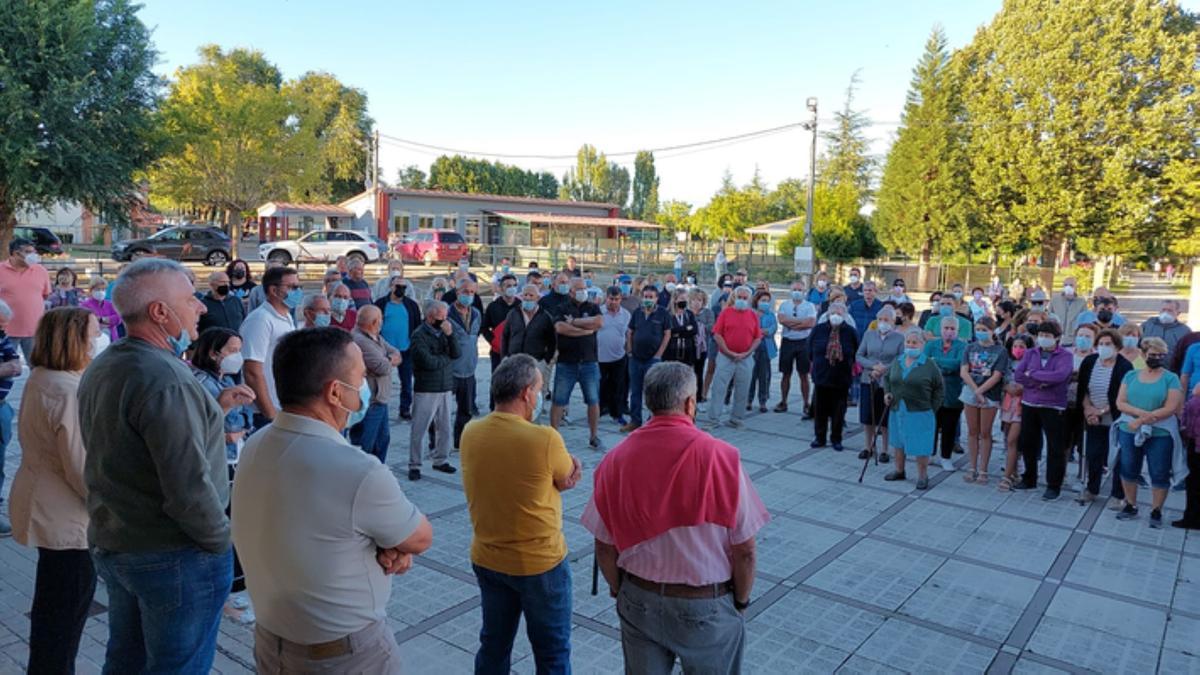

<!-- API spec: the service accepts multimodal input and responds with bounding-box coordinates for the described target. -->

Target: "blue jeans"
[552,361,600,406]
[0,401,12,499]
[350,402,391,463]
[1118,429,1173,489]
[472,559,572,674]
[397,350,413,416]
[93,547,233,675]
[627,357,659,425]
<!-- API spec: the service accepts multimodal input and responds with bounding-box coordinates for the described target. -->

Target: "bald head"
[357,304,382,330]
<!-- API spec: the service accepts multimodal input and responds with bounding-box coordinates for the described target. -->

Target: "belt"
[256,626,354,661]
[622,572,732,599]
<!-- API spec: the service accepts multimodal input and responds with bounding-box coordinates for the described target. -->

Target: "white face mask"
[23,253,41,266]
[829,314,845,326]
[1036,336,1057,350]
[220,352,245,374]
[849,275,860,284]
[91,290,106,302]
[1159,311,1176,324]
[89,332,110,359]
[1097,345,1116,361]
[1063,285,1075,297]
[877,321,893,334]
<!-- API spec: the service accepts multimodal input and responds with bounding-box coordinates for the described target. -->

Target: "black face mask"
[1024,322,1039,334]
[430,318,444,329]
[1097,309,1113,323]
[894,318,903,326]
[393,285,406,298]
[231,270,246,280]
[216,284,230,296]
[1145,355,1166,370]
[676,301,687,309]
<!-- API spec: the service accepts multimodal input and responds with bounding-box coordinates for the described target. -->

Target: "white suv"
[258,229,381,265]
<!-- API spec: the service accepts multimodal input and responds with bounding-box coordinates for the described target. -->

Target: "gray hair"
[733,285,753,299]
[111,258,189,323]
[876,305,896,320]
[492,354,541,404]
[643,361,698,414]
[828,301,847,315]
[326,281,347,298]
[423,298,447,315]
[347,258,364,271]
[301,292,327,312]
[904,327,927,343]
[0,299,11,321]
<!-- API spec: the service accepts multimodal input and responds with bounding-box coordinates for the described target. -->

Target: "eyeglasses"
[283,284,302,291]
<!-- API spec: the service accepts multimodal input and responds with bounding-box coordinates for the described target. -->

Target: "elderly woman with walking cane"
[883,328,945,489]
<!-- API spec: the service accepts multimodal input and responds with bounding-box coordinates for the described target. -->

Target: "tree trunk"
[0,194,15,258]
[916,241,932,292]
[1092,256,1108,295]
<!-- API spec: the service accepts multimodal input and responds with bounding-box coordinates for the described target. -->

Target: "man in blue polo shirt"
[622,286,670,433]
[375,276,422,420]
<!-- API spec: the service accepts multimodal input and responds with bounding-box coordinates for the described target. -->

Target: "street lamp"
[802,97,818,248]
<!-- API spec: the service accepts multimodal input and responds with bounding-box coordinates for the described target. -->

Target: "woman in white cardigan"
[10,307,101,674]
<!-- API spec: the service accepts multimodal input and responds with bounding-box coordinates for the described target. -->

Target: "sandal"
[997,475,1015,492]
[963,471,978,484]
[976,472,989,486]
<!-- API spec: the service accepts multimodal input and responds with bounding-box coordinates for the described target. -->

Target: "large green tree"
[691,171,773,240]
[284,72,372,203]
[427,155,557,198]
[874,26,973,263]
[559,144,630,207]
[656,199,693,234]
[630,151,660,221]
[0,0,161,248]
[818,71,875,202]
[961,0,1198,263]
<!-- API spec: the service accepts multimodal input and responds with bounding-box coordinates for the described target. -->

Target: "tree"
[691,170,773,240]
[874,26,973,264]
[559,144,629,207]
[0,0,161,249]
[656,200,693,234]
[396,165,427,189]
[818,71,875,202]
[630,151,660,221]
[774,182,879,261]
[284,72,372,203]
[427,155,557,198]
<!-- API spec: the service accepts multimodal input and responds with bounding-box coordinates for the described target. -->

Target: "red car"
[395,229,469,266]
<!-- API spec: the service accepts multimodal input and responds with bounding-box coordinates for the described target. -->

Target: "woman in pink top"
[79,278,122,341]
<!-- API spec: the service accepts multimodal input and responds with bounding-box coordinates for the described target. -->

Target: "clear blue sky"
[137,0,1200,207]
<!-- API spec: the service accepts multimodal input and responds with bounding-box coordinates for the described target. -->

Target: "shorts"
[552,361,600,407]
[960,387,1001,409]
[779,338,811,376]
[1000,392,1022,423]
[858,382,890,426]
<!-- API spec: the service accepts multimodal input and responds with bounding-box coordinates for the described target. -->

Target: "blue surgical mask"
[791,290,804,302]
[521,300,538,312]
[501,265,510,275]
[1074,335,1093,350]
[314,312,332,328]
[974,330,991,342]
[584,278,593,288]
[163,306,191,358]
[574,290,589,303]
[331,297,351,313]
[504,286,518,298]
[734,299,750,310]
[1122,335,1139,349]
[530,390,544,423]
[620,283,632,295]
[337,379,371,428]
[939,305,952,317]
[758,301,772,312]
[904,347,922,358]
[284,287,304,309]
[556,283,570,295]
[457,293,474,306]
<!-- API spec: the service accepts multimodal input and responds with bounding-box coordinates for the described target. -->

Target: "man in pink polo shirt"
[0,239,52,362]
[583,362,769,674]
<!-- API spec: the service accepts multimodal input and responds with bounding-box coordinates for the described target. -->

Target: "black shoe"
[858,449,873,460]
[1116,503,1139,520]
[953,443,964,455]
[832,443,844,452]
[773,402,788,413]
[759,405,768,413]
[810,440,827,449]
[802,406,813,420]
[432,463,457,474]
[1042,488,1060,501]
[697,396,707,403]
[1012,482,1037,491]
[1150,509,1163,529]
[400,412,412,421]
[878,452,890,464]
[884,470,907,481]
[407,469,421,481]
[1171,518,1200,530]
[746,404,752,412]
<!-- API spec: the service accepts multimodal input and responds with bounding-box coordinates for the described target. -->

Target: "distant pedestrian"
[598,287,632,425]
[46,267,81,309]
[0,301,20,538]
[80,276,122,342]
[503,284,558,411]
[240,266,300,428]
[226,259,256,309]
[551,277,604,447]
[746,290,777,413]
[199,271,246,333]
[448,279,482,448]
[301,292,333,329]
[0,238,52,362]
[809,302,858,450]
[1012,321,1074,500]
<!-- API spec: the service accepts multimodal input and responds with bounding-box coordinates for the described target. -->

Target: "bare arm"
[730,537,756,608]
[394,517,433,555]
[243,360,276,419]
[654,330,670,359]
[595,540,621,596]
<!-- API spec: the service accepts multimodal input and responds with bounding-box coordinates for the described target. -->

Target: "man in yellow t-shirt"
[460,354,582,674]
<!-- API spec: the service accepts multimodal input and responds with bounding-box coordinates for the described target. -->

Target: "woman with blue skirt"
[883,328,945,489]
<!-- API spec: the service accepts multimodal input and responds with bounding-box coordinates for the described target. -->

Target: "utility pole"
[372,129,380,189]
[803,97,818,247]
[364,130,374,190]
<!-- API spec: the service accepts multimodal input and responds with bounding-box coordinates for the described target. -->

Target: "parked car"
[112,226,233,265]
[257,229,381,265]
[395,229,469,266]
[13,226,65,256]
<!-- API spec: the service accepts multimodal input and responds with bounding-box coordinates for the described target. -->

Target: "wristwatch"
[733,597,750,611]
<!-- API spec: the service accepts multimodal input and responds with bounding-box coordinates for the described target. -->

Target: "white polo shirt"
[240,303,296,414]
[777,298,817,341]
[232,413,424,644]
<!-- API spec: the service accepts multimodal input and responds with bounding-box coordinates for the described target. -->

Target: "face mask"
[330,297,350,313]
[393,285,407,298]
[585,278,593,288]
[893,286,904,296]
[1012,345,1027,359]
[216,284,230,296]
[501,265,511,275]
[528,389,544,423]
[434,285,446,294]
[975,330,991,342]
[504,286,518,298]
[895,318,904,326]
[878,321,893,334]
[687,277,695,285]
[313,312,332,328]
[91,290,107,302]
[430,318,444,330]
[1097,309,1113,323]
[939,305,952,317]
[163,305,191,358]
[458,293,475,306]
[952,291,964,300]
[556,283,570,295]
[1122,335,1139,349]
[849,275,860,284]
[1063,285,1075,298]
[817,280,827,289]
[89,332,110,359]
[220,352,244,374]
[521,300,538,312]
[336,380,371,428]
[790,290,804,302]
[904,346,922,358]
[1158,311,1175,324]
[574,290,588,303]
[1074,335,1093,350]
[676,301,687,309]
[642,298,657,309]
[1024,322,1039,334]
[620,284,632,296]
[231,270,246,280]
[283,288,304,309]
[1097,345,1116,361]
[758,301,772,312]
[734,299,750,311]
[24,253,41,266]
[664,282,677,293]
[1037,336,1057,350]
[1146,355,1166,370]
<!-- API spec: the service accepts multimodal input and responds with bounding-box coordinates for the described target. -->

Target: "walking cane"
[859,379,884,483]
[591,554,599,596]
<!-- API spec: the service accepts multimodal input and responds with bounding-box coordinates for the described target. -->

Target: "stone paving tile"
[872,499,990,555]
[853,617,997,672]
[956,513,1071,576]
[996,490,1087,528]
[919,475,1013,511]
[397,633,478,673]
[1174,554,1200,615]
[1065,536,1181,605]
[511,624,625,674]
[789,480,908,530]
[1184,531,1200,557]
[753,519,848,578]
[743,629,852,673]
[1089,504,1189,553]
[834,654,907,674]
[750,588,886,653]
[898,559,1039,642]
[427,609,533,665]
[1163,612,1200,659]
[805,538,945,611]
[1010,656,1073,674]
[385,564,477,626]
[1026,587,1168,673]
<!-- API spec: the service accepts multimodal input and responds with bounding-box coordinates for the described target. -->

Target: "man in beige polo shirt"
[233,327,432,674]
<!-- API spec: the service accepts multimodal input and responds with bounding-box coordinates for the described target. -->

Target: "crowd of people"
[0,236,1196,674]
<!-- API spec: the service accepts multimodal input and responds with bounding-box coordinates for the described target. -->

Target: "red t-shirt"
[714,307,762,353]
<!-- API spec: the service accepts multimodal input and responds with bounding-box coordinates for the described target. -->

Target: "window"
[152,228,184,241]
[465,216,481,244]
[418,215,435,230]
[439,232,465,244]
[416,232,435,243]
[302,231,327,243]
[393,214,410,233]
[441,214,458,231]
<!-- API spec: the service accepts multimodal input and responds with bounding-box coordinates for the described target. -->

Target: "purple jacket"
[1013,346,1074,409]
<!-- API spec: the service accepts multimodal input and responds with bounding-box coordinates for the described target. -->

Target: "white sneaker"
[229,592,250,610]
[940,458,955,472]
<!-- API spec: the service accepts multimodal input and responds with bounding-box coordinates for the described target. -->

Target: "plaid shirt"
[0,333,19,401]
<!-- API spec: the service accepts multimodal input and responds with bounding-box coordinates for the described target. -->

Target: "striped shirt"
[0,334,17,401]
[581,467,769,586]
[1087,361,1114,418]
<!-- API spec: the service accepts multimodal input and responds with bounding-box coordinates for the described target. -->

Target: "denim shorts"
[553,361,600,406]
[1118,429,1173,489]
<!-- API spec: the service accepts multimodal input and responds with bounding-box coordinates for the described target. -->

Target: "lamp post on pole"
[802,97,818,248]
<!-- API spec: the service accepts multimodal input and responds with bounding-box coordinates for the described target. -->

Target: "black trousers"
[29,548,96,675]
[488,351,503,410]
[454,376,476,448]
[1064,406,1085,459]
[1182,443,1200,525]
[813,385,848,444]
[694,354,707,399]
[1019,404,1067,490]
[599,357,628,420]
[936,406,962,459]
[226,464,246,593]
[1084,423,1124,500]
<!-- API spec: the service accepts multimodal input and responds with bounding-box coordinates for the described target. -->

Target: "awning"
[745,217,801,237]
[257,201,353,218]
[490,211,662,229]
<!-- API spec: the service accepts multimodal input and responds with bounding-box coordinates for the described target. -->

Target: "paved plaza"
[0,275,1197,673]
